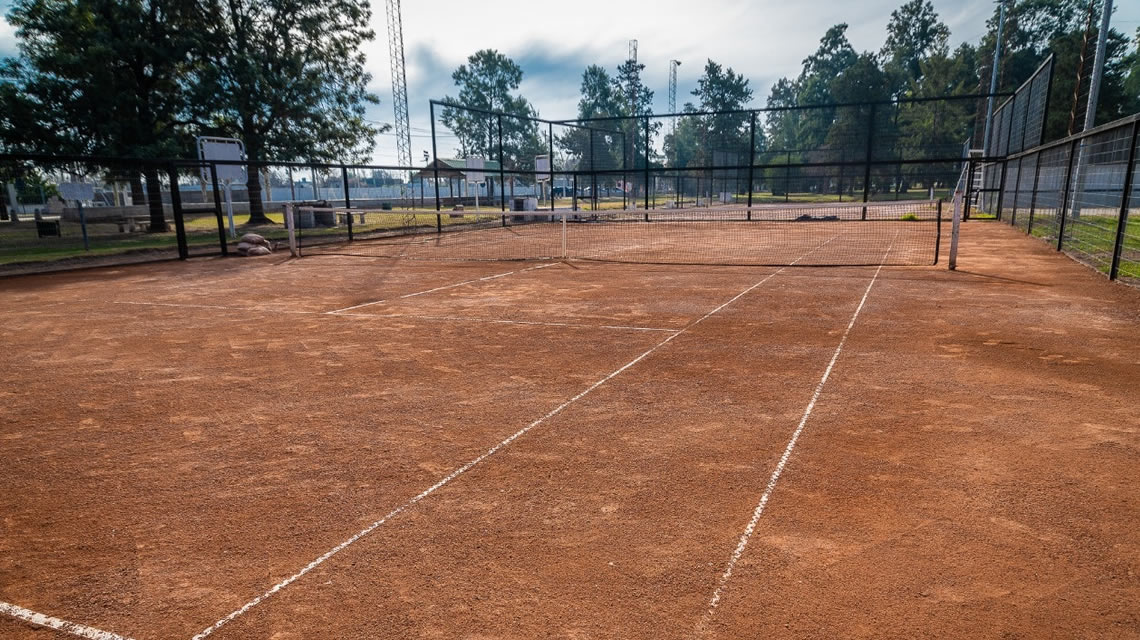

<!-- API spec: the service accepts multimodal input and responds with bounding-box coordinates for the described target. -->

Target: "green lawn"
[1022,213,1140,279]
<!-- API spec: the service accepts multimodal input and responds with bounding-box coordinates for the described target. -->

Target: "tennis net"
[293,200,942,266]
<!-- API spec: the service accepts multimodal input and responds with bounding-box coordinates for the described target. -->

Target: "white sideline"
[324,262,556,314]
[0,601,133,640]
[190,256,823,639]
[696,240,896,635]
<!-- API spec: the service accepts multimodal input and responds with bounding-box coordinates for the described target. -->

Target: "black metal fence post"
[995,160,1008,220]
[167,164,189,260]
[210,163,228,256]
[643,116,651,212]
[964,159,976,220]
[1108,121,1139,280]
[861,103,876,220]
[1057,139,1079,251]
[747,112,756,220]
[430,101,442,213]
[934,198,942,265]
[548,121,555,212]
[498,114,507,213]
[341,165,353,242]
[1009,156,1023,226]
[1027,151,1043,235]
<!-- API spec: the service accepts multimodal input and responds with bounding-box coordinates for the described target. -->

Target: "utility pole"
[1071,0,1114,220]
[981,0,1006,155]
[1084,0,1113,132]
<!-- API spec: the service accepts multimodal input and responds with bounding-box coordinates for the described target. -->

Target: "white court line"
[190,253,834,639]
[332,312,679,333]
[695,239,896,636]
[324,262,556,314]
[0,601,133,640]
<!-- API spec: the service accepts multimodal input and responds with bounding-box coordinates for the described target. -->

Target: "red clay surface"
[1,221,1138,639]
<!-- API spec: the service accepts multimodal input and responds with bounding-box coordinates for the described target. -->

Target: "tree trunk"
[0,184,8,221]
[130,174,146,206]
[143,167,167,232]
[246,170,272,225]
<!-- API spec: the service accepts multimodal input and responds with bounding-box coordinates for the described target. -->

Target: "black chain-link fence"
[985,113,1139,285]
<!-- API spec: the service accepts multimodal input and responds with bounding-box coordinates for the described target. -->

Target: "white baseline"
[0,601,134,640]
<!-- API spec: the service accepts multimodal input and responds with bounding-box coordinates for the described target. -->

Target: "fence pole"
[430,102,442,213]
[1057,138,1079,251]
[589,129,597,210]
[643,116,651,212]
[1009,156,1023,226]
[1026,152,1043,235]
[964,159,976,220]
[547,121,555,212]
[210,163,228,256]
[861,103,876,220]
[934,198,942,265]
[341,165,353,242]
[167,164,189,260]
[747,112,756,220]
[995,160,1008,220]
[498,114,507,213]
[1108,121,1139,280]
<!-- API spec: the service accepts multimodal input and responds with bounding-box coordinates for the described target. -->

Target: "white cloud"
[0,16,17,57]
[363,0,1015,163]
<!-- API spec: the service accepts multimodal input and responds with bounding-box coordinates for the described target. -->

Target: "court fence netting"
[5,88,1137,280]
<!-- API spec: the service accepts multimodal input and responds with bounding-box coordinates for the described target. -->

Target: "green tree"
[612,54,659,197]
[192,0,380,224]
[1,0,202,231]
[439,49,544,174]
[560,65,624,184]
[665,59,754,170]
[796,24,859,150]
[880,0,950,96]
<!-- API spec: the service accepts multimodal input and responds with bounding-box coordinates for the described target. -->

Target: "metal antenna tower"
[385,0,412,175]
[627,39,639,115]
[668,60,680,116]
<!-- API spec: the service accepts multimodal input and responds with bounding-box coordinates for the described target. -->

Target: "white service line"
[696,240,896,636]
[324,262,556,314]
[332,312,679,333]
[0,601,134,640]
[190,261,808,640]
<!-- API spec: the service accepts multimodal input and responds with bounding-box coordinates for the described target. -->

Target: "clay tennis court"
[1,219,1139,640]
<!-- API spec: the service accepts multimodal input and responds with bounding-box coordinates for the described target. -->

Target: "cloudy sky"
[2,0,1138,164]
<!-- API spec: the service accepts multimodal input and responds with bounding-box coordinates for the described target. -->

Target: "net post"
[210,162,228,256]
[341,165,353,242]
[284,203,299,257]
[934,199,942,265]
[949,191,962,270]
[1108,120,1139,280]
[167,163,189,260]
